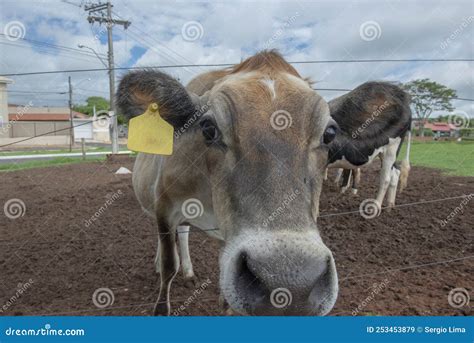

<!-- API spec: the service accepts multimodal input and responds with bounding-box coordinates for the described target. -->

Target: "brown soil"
[0,158,472,316]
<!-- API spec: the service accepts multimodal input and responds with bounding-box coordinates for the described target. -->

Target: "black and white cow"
[326,81,412,212]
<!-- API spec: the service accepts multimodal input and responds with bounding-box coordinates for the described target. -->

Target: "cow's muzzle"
[219,230,338,315]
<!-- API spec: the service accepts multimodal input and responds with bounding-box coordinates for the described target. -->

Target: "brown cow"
[116,50,387,316]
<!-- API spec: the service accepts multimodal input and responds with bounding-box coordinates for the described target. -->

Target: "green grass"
[1,141,472,176]
[398,140,474,177]
[0,156,106,172]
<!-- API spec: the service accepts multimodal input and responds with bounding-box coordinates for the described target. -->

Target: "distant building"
[0,77,13,126]
[7,104,92,140]
[8,106,89,121]
[0,77,112,146]
[424,122,460,138]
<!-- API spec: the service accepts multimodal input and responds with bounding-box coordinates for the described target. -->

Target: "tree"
[73,96,109,116]
[403,79,457,136]
[73,96,126,125]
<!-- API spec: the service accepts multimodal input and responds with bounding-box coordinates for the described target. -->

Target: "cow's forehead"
[210,71,318,121]
[209,71,329,147]
[213,71,312,96]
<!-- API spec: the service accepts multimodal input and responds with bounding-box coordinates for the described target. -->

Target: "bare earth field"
[0,157,472,316]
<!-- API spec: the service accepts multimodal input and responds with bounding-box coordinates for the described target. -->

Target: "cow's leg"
[386,167,401,210]
[177,225,197,288]
[218,294,235,316]
[154,240,161,274]
[323,167,328,181]
[340,169,352,194]
[351,168,361,195]
[375,143,399,209]
[153,217,180,316]
[334,168,343,185]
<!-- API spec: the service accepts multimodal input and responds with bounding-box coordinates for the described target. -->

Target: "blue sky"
[0,0,472,118]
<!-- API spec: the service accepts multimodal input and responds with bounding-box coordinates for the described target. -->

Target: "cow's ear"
[328,81,411,140]
[116,70,198,129]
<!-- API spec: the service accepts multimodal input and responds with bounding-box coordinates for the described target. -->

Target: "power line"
[0,41,108,65]
[2,58,473,77]
[119,26,201,73]
[6,98,69,102]
[4,87,472,102]
[76,87,109,94]
[313,88,474,102]
[451,97,474,102]
[1,90,67,94]
[3,87,473,103]
[296,58,474,63]
[0,33,108,58]
[112,10,208,75]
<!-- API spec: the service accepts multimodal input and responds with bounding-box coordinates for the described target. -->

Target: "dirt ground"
[0,157,472,316]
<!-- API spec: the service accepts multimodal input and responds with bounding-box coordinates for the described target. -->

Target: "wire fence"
[2,58,474,77]
[0,193,471,251]
[0,116,107,149]
[3,87,474,102]
[1,164,471,316]
[9,253,472,316]
[1,90,472,150]
[1,39,473,316]
[2,48,472,151]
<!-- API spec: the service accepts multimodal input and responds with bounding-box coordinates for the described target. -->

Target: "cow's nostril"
[235,252,267,306]
[236,253,258,287]
[236,253,253,284]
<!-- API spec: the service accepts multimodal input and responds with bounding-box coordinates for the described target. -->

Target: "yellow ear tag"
[127,103,173,155]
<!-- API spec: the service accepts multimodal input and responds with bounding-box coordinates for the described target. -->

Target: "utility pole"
[68,76,74,152]
[84,1,130,154]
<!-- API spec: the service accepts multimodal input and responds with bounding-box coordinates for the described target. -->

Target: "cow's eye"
[323,125,337,144]
[200,119,220,144]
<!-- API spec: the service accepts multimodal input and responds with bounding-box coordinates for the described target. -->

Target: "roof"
[424,122,458,132]
[8,111,89,121]
[0,77,13,84]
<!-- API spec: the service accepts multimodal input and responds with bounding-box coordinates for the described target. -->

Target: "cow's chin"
[219,231,339,316]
